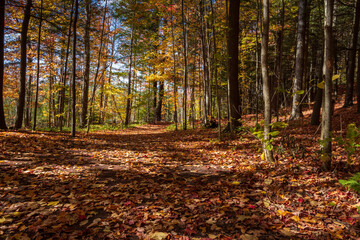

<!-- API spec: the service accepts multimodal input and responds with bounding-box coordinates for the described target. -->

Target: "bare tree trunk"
[200,0,210,125]
[357,48,360,113]
[182,0,188,130]
[290,0,307,120]
[156,75,164,122]
[15,0,32,129]
[24,45,32,128]
[210,0,221,138]
[59,1,74,131]
[0,0,6,129]
[125,25,134,126]
[274,0,284,121]
[171,1,178,130]
[227,0,241,131]
[321,0,334,171]
[261,0,274,162]
[48,47,54,128]
[255,0,260,124]
[71,0,79,137]
[33,0,42,130]
[80,0,91,127]
[344,0,360,107]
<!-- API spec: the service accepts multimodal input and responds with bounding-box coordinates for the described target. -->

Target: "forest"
[1,0,360,239]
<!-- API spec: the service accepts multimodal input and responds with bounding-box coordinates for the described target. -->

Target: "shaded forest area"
[1,0,360,239]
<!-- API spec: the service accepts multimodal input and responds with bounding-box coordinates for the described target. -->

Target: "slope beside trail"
[0,123,360,239]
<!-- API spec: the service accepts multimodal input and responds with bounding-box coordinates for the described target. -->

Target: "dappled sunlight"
[1,124,360,239]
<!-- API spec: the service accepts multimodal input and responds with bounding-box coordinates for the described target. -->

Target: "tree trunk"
[182,0,188,130]
[125,25,134,126]
[290,0,307,120]
[261,0,274,162]
[171,0,178,130]
[71,0,79,137]
[59,1,74,131]
[80,0,91,127]
[227,0,241,131]
[210,0,221,138]
[0,0,6,129]
[15,0,32,129]
[356,48,360,113]
[24,42,32,128]
[311,88,323,125]
[273,0,284,122]
[156,77,164,122]
[86,0,107,133]
[200,0,210,125]
[344,0,360,107]
[321,0,334,171]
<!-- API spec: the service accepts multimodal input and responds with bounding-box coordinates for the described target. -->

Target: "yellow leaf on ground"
[149,232,169,240]
[47,201,59,206]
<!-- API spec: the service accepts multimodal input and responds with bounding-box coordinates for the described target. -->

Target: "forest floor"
[1,105,360,239]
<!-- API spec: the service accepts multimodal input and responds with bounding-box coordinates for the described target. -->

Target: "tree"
[343,0,360,107]
[0,0,6,129]
[321,0,334,171]
[290,0,307,120]
[261,0,274,162]
[182,0,188,130]
[72,0,79,137]
[80,0,92,128]
[227,0,241,131]
[15,0,32,129]
[125,21,135,126]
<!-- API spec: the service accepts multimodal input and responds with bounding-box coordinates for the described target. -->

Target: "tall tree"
[58,0,74,131]
[182,0,188,130]
[227,0,241,131]
[344,0,360,107]
[71,0,79,137]
[15,0,32,129]
[290,0,307,120]
[321,0,334,170]
[80,0,92,127]
[33,0,42,130]
[261,0,274,162]
[0,0,6,129]
[125,22,134,126]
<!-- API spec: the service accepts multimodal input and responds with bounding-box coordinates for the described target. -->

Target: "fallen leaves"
[0,124,360,239]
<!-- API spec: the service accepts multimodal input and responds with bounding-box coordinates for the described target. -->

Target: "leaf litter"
[0,121,360,239]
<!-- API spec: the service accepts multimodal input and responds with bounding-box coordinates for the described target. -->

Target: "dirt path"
[0,124,360,239]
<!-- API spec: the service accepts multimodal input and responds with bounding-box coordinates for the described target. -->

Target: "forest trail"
[1,124,360,239]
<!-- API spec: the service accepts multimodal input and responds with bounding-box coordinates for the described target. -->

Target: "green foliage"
[339,172,360,193]
[248,121,288,153]
[335,123,360,164]
[166,124,178,131]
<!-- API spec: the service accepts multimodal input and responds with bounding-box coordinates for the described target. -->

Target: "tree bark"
[58,1,74,131]
[125,25,134,126]
[357,48,360,113]
[71,0,79,137]
[321,0,334,171]
[182,0,188,130]
[290,0,307,120]
[15,0,32,129]
[210,0,221,138]
[0,0,7,129]
[261,0,274,162]
[227,0,241,131]
[80,0,91,127]
[344,0,360,107]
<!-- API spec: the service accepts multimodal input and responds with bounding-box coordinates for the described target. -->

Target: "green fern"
[339,172,360,193]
